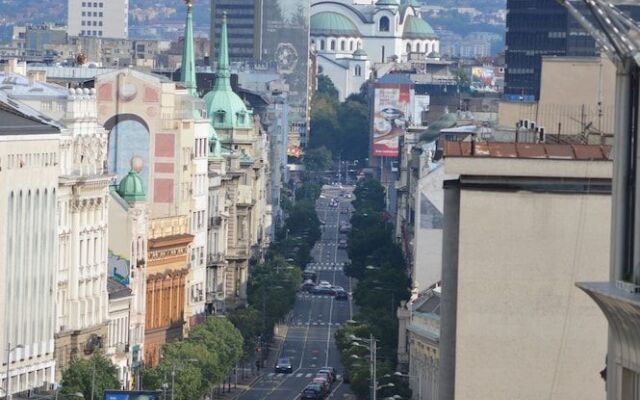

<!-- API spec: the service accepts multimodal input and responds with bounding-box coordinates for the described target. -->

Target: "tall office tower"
[210,0,262,62]
[67,0,129,39]
[504,0,596,100]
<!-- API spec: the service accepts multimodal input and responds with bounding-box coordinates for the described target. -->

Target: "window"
[98,31,102,36]
[82,11,86,16]
[416,42,422,53]
[340,40,345,51]
[81,30,85,35]
[99,12,103,16]
[82,2,86,6]
[99,2,103,6]
[350,40,354,51]
[237,112,245,124]
[99,21,102,26]
[379,16,390,32]
[330,40,335,51]
[82,21,86,26]
[93,11,97,16]
[406,43,411,54]
[93,21,97,26]
[320,40,325,51]
[216,111,225,123]
[93,2,97,6]
[355,65,362,77]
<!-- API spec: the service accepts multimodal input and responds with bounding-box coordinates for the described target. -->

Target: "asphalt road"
[238,184,355,400]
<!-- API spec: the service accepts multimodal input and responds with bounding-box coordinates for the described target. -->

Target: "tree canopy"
[59,352,121,400]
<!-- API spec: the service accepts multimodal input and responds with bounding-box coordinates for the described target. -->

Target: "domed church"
[311,0,439,100]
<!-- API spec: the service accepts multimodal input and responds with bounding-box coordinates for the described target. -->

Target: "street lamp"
[348,335,380,400]
[5,343,23,400]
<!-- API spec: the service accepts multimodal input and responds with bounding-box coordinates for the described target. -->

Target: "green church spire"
[214,12,232,91]
[180,0,197,96]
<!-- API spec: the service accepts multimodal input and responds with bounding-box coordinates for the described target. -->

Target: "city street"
[238,184,355,400]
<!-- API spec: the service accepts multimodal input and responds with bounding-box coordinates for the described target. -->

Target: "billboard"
[471,66,495,88]
[372,85,412,157]
[104,391,161,400]
[261,0,310,145]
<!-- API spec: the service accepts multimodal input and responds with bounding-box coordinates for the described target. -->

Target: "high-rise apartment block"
[504,0,595,100]
[67,0,129,39]
[210,0,261,62]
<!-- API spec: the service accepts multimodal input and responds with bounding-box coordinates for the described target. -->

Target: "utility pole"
[371,334,377,400]
[171,363,176,400]
[90,362,96,400]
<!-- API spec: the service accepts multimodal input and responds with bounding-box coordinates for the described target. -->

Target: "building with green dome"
[311,0,439,99]
[117,168,146,203]
[203,12,272,309]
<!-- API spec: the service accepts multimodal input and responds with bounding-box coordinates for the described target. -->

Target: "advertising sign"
[261,0,310,143]
[103,391,161,400]
[372,85,412,157]
[471,66,495,88]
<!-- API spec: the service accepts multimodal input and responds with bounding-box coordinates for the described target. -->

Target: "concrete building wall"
[0,133,59,394]
[498,56,616,141]
[453,185,609,400]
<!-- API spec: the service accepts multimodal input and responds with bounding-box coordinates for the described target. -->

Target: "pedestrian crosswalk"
[266,372,343,380]
[289,321,342,327]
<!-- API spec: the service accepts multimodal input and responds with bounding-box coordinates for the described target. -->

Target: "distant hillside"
[0,0,212,38]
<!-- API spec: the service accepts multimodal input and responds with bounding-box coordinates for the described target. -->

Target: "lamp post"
[5,343,23,400]
[349,335,379,400]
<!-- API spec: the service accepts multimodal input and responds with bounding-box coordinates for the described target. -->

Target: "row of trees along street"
[336,177,413,400]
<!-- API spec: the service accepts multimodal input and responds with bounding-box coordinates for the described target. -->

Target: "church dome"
[403,15,437,39]
[375,0,399,6]
[117,169,145,202]
[353,48,368,58]
[203,12,253,130]
[311,12,361,37]
[203,85,253,130]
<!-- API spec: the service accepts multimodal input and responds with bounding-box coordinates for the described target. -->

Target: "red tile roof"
[444,141,612,161]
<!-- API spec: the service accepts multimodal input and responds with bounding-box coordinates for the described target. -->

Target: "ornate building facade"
[203,14,271,309]
[0,93,61,396]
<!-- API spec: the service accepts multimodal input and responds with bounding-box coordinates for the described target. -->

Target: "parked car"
[301,384,325,400]
[338,239,348,249]
[275,357,293,373]
[318,280,332,288]
[312,376,330,394]
[316,370,334,384]
[339,224,351,233]
[318,367,337,382]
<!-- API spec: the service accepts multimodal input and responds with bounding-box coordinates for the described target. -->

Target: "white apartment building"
[67,0,129,39]
[0,92,61,396]
[0,72,112,380]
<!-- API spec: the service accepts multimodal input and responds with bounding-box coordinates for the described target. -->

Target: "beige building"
[498,56,616,143]
[67,0,129,39]
[438,141,611,400]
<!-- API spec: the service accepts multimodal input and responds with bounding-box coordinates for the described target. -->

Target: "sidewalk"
[211,325,288,400]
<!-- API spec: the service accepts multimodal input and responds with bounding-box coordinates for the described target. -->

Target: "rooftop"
[444,141,612,161]
[107,277,133,300]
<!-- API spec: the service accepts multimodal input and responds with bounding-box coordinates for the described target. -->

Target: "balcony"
[209,216,222,227]
[207,252,226,265]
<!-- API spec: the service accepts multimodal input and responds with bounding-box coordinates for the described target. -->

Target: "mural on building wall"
[372,84,413,157]
[108,119,150,191]
[261,0,310,134]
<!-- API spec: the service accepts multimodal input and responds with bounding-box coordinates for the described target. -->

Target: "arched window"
[340,40,345,51]
[237,112,245,124]
[330,40,336,51]
[215,111,226,124]
[320,40,325,50]
[350,40,354,51]
[406,43,411,54]
[355,65,362,77]
[379,16,390,32]
[416,42,422,53]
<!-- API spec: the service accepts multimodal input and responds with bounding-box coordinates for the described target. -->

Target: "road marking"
[305,373,313,378]
[295,373,303,378]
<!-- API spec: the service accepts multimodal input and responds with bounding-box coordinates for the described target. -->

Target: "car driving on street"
[275,357,293,373]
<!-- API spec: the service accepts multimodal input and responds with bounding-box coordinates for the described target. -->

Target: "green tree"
[303,146,333,176]
[337,100,370,161]
[316,74,339,101]
[141,352,203,400]
[60,352,120,400]
[227,306,263,356]
[188,317,244,374]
